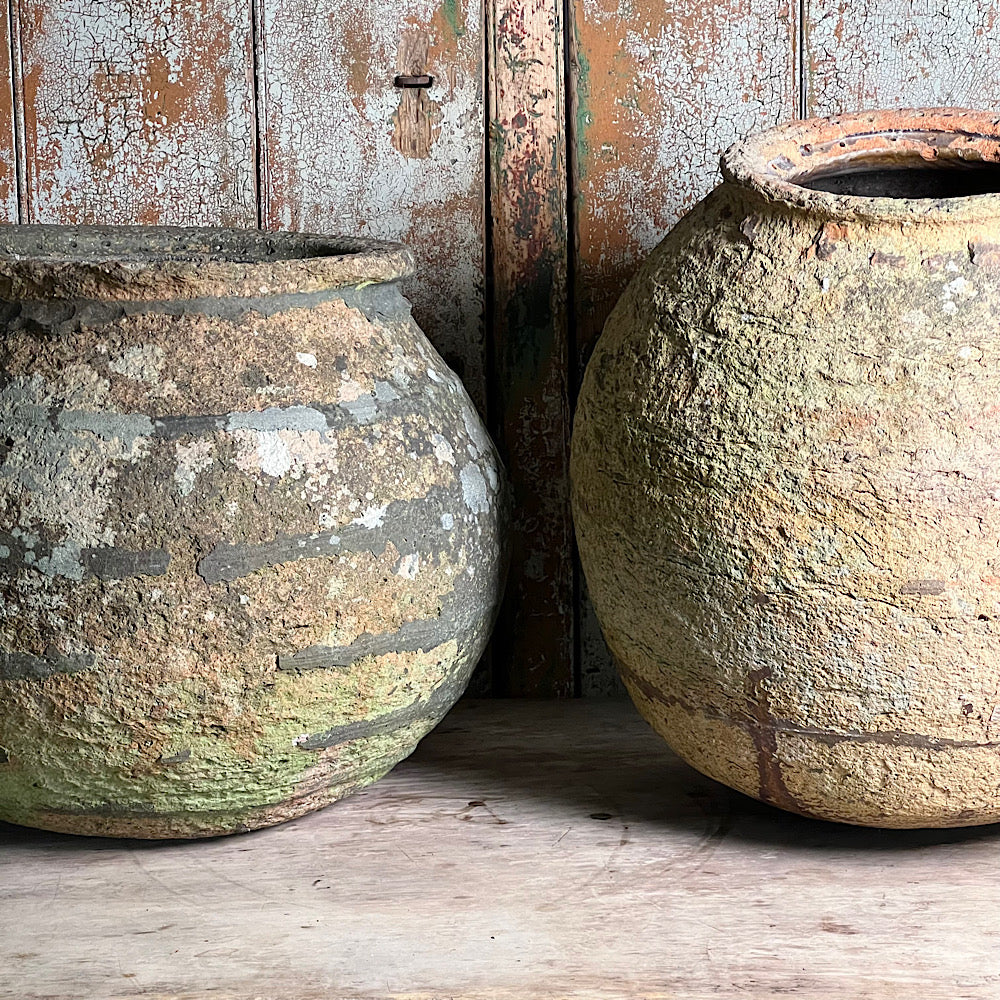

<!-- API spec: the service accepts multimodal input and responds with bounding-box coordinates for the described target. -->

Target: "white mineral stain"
[483,458,500,492]
[374,380,400,402]
[391,364,413,390]
[352,505,387,529]
[174,438,214,497]
[255,431,293,477]
[296,352,318,368]
[108,344,165,385]
[901,309,932,332]
[431,433,456,466]
[0,376,150,548]
[462,408,491,458]
[941,275,976,316]
[396,553,419,579]
[460,463,490,514]
[441,513,455,530]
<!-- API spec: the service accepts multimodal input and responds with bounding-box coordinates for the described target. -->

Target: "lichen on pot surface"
[572,109,1000,828]
[0,225,506,839]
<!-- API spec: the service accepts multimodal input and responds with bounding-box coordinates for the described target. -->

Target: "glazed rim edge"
[721,107,1000,224]
[0,225,416,301]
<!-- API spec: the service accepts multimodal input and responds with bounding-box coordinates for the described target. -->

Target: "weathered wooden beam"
[568,0,799,693]
[804,0,1000,112]
[14,0,256,225]
[0,2,19,221]
[486,0,574,696]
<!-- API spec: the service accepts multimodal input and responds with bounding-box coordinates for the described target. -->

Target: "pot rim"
[0,225,416,301]
[721,108,1000,223]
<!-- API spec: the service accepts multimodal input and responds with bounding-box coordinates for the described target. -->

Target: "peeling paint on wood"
[487,0,573,696]
[257,0,487,414]
[805,1,1000,113]
[569,0,797,694]
[0,7,17,222]
[14,0,257,225]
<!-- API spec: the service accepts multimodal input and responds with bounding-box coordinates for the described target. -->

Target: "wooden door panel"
[16,0,256,225]
[806,1,1000,113]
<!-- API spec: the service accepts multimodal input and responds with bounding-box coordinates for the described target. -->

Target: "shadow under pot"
[572,108,1000,829]
[0,226,506,839]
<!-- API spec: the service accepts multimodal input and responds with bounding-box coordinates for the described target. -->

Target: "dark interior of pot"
[0,226,375,264]
[796,154,1000,199]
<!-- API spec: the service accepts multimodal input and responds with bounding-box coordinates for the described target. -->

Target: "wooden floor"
[2,699,999,999]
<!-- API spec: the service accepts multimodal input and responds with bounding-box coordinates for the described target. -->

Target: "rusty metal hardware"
[394,74,433,89]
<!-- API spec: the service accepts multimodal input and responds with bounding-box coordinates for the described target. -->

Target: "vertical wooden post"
[487,0,574,695]
[0,2,19,222]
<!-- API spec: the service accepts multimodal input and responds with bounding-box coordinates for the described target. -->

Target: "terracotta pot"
[572,109,1000,828]
[0,226,506,838]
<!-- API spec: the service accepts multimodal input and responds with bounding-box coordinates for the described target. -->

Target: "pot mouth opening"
[722,109,1000,220]
[798,153,1000,199]
[0,225,416,299]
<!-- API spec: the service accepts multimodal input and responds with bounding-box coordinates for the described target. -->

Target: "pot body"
[0,226,505,838]
[572,110,1000,827]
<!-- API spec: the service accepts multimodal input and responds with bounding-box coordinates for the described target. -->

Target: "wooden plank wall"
[0,2,998,693]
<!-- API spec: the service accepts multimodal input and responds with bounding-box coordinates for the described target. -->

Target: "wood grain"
[0,5,19,222]
[487,0,573,696]
[805,1,1000,113]
[3,700,1000,999]
[14,0,256,225]
[256,0,487,412]
[568,0,798,693]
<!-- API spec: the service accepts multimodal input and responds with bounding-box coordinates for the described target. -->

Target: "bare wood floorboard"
[2,699,999,999]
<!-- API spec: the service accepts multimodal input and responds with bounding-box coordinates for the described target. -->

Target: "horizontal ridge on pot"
[0,225,506,839]
[572,109,1000,828]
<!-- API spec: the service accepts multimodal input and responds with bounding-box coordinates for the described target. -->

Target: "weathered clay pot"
[0,225,505,838]
[573,109,1000,828]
